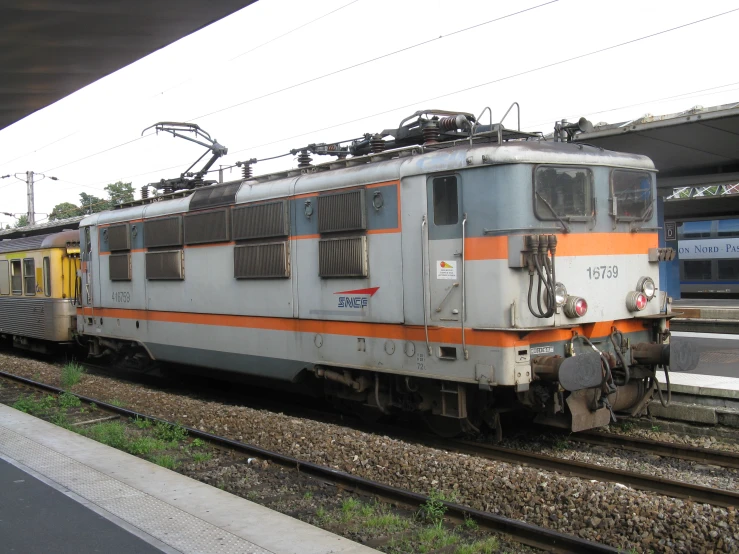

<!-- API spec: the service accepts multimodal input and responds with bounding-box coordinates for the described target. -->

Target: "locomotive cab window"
[10,260,22,295]
[0,260,9,295]
[432,176,458,225]
[611,170,653,220]
[23,258,36,295]
[534,166,593,220]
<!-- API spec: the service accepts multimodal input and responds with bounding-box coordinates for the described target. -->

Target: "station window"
[432,176,458,226]
[611,170,653,220]
[717,219,739,238]
[0,260,9,295]
[683,260,712,281]
[10,259,22,295]
[43,257,51,297]
[718,260,739,281]
[679,221,712,239]
[23,258,36,295]
[534,166,593,220]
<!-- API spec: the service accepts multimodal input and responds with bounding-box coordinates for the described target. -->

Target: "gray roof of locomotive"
[81,140,655,227]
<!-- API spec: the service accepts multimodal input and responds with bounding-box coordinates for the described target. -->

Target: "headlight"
[564,296,588,318]
[554,283,567,306]
[636,276,656,300]
[626,291,648,312]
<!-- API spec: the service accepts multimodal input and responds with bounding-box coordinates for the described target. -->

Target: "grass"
[150,454,179,470]
[132,416,152,429]
[416,525,459,552]
[61,362,85,388]
[191,438,206,448]
[191,451,212,463]
[154,421,187,442]
[59,392,81,410]
[417,489,455,526]
[303,491,314,500]
[453,537,500,554]
[108,398,125,408]
[12,394,57,415]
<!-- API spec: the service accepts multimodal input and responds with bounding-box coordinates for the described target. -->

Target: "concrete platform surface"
[657,370,739,398]
[0,404,378,554]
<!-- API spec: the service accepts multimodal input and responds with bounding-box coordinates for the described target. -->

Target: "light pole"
[1,172,58,225]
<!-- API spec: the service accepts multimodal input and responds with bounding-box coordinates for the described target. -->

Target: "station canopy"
[574,102,739,192]
[0,1,256,131]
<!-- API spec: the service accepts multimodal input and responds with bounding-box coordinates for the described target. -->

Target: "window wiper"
[535,191,570,233]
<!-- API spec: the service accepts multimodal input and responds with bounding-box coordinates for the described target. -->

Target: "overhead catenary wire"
[23,6,739,198]
[187,0,560,122]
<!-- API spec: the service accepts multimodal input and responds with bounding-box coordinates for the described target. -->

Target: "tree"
[14,214,29,228]
[49,202,81,221]
[79,192,109,214]
[105,181,134,206]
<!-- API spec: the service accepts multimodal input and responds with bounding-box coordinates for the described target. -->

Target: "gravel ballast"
[0,352,736,553]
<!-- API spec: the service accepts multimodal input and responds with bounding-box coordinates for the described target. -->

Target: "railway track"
[573,431,739,470]
[0,369,618,554]
[441,439,739,509]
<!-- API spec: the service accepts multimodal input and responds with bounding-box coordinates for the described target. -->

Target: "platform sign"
[665,221,677,242]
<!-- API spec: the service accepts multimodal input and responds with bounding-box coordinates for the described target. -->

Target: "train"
[676,217,739,297]
[1,108,698,436]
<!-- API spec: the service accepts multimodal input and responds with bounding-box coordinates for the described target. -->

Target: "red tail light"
[626,291,648,312]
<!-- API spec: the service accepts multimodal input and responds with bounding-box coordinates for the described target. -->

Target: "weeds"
[303,491,314,500]
[454,537,500,554]
[59,392,81,410]
[61,362,85,388]
[108,398,125,408]
[83,422,129,450]
[191,438,206,448]
[154,421,187,443]
[12,394,56,415]
[131,416,152,429]
[191,452,212,463]
[50,412,70,428]
[150,454,179,470]
[127,436,168,457]
[418,489,455,526]
[463,516,478,530]
[417,525,458,551]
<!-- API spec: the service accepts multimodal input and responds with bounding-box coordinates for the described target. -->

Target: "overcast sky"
[1,0,738,227]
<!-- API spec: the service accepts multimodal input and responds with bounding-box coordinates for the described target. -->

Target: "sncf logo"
[335,287,379,308]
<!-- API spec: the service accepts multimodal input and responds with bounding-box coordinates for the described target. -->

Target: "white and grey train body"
[77,138,694,433]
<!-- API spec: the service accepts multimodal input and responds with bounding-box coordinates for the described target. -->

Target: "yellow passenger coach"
[0,230,80,350]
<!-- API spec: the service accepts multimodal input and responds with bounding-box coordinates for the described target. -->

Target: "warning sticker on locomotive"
[437,261,457,279]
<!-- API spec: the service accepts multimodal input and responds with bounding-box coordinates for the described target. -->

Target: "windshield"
[534,166,593,220]
[611,170,653,220]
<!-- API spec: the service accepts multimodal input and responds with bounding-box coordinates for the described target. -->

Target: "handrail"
[421,215,431,355]
[470,106,493,145]
[461,213,469,360]
[497,101,521,143]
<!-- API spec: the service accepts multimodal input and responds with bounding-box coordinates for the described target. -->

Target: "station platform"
[672,299,739,334]
[650,368,739,428]
[0,404,378,554]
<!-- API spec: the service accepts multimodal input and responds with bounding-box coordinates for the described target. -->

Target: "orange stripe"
[465,233,658,261]
[77,307,648,347]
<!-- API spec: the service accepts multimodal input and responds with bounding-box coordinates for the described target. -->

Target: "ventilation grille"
[144,216,182,248]
[146,250,184,280]
[184,209,230,245]
[232,200,289,240]
[318,189,366,233]
[189,182,240,210]
[109,253,131,281]
[319,236,367,278]
[107,224,130,251]
[234,242,289,279]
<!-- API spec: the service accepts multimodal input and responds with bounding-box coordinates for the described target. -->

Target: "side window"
[682,260,712,281]
[534,166,594,220]
[10,259,22,295]
[432,176,458,226]
[43,257,51,297]
[0,260,9,295]
[23,258,36,296]
[611,170,653,220]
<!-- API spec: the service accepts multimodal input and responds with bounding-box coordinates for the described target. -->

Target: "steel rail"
[0,369,618,554]
[572,431,739,469]
[449,440,739,509]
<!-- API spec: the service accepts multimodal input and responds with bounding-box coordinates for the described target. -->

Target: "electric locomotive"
[75,108,697,435]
